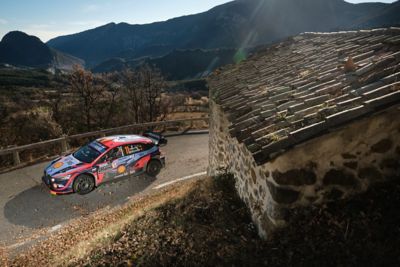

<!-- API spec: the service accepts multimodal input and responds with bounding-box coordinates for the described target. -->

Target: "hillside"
[92,48,240,80]
[0,31,83,70]
[355,0,400,28]
[0,66,69,92]
[47,0,400,66]
[6,175,400,266]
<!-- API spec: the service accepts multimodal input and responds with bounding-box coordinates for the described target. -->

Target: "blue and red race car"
[42,132,167,195]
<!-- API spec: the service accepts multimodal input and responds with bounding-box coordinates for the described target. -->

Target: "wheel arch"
[74,172,97,186]
[146,158,163,177]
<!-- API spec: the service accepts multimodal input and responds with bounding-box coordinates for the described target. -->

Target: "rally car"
[42,132,167,195]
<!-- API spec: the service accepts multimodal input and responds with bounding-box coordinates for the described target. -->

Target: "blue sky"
[0,0,396,42]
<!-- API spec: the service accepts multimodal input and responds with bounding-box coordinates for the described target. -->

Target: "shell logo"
[98,137,113,143]
[117,165,126,174]
[53,162,64,169]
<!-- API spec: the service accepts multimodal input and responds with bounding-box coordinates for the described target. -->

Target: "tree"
[3,107,62,145]
[139,64,166,122]
[69,65,107,131]
[0,98,9,147]
[50,72,69,126]
[120,65,169,124]
[120,69,142,124]
[0,98,7,125]
[96,72,122,128]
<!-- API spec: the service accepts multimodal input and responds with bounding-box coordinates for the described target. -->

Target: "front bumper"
[42,174,73,195]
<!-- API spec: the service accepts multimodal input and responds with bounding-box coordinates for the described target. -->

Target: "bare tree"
[69,65,106,131]
[0,98,9,147]
[0,98,7,125]
[120,65,168,124]
[98,72,121,128]
[49,72,69,126]
[139,64,166,122]
[120,69,142,124]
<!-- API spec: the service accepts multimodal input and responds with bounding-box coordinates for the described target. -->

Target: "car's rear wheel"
[146,160,162,177]
[73,174,95,195]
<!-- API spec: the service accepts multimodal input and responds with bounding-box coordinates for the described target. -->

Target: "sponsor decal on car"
[53,162,64,169]
[117,165,126,174]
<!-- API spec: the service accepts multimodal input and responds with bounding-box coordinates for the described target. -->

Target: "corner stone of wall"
[208,99,400,238]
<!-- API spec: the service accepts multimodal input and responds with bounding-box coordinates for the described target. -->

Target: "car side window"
[143,143,155,150]
[98,146,124,163]
[123,144,144,156]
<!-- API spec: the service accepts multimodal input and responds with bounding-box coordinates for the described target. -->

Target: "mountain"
[47,0,400,67]
[0,31,83,70]
[92,48,243,80]
[354,0,400,28]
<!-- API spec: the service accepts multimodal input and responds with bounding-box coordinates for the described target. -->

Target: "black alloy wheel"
[146,160,162,177]
[73,174,95,195]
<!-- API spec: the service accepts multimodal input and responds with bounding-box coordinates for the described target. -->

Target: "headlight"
[56,175,72,181]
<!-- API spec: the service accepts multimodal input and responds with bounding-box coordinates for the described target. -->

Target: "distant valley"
[92,48,244,80]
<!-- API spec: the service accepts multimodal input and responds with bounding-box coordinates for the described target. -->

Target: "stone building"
[208,28,400,238]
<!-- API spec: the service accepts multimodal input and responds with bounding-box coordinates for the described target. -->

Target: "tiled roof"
[208,28,400,165]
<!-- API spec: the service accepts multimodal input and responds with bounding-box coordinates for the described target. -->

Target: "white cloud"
[0,19,8,25]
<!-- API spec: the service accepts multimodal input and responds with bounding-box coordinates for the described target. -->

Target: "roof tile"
[208,28,400,165]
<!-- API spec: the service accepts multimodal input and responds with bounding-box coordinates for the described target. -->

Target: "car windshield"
[73,141,106,163]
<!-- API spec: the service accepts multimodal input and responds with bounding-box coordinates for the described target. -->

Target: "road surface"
[0,134,209,248]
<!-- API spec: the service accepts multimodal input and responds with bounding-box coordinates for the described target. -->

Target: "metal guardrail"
[0,117,209,166]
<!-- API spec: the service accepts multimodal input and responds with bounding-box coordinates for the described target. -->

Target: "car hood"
[45,154,84,176]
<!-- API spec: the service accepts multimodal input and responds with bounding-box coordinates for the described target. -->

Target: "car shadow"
[4,174,156,229]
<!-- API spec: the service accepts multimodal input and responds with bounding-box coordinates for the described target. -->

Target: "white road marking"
[49,224,62,233]
[7,241,28,249]
[7,172,207,250]
[7,224,64,249]
[153,172,207,190]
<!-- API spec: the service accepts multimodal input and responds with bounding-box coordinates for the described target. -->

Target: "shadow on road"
[4,174,156,229]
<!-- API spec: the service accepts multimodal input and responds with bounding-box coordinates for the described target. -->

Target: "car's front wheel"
[73,174,95,195]
[146,160,162,177]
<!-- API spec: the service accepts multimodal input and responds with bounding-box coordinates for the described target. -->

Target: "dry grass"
[185,96,209,106]
[0,247,8,267]
[6,179,199,267]
[167,112,207,120]
[5,174,400,266]
[73,176,400,267]
[166,112,209,130]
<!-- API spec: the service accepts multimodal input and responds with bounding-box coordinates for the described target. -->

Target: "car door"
[121,143,145,174]
[95,146,125,183]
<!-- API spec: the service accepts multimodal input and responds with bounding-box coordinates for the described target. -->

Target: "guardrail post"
[61,136,69,153]
[13,151,21,166]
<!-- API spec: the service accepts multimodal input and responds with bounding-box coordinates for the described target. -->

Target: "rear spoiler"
[143,132,168,146]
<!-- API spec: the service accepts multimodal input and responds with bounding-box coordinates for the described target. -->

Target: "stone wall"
[208,99,400,238]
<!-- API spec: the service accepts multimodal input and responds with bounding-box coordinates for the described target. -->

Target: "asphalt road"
[0,134,209,248]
